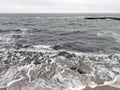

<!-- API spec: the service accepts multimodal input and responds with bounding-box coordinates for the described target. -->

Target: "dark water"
[0,14,120,90]
[0,13,120,53]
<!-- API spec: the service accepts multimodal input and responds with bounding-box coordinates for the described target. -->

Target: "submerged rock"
[77,68,86,74]
[58,51,76,58]
[12,29,22,33]
[52,45,62,50]
[108,54,113,59]
[70,66,77,70]
[70,66,86,74]
[33,60,41,65]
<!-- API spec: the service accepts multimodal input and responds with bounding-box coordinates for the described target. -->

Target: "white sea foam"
[34,45,50,49]
[0,46,120,90]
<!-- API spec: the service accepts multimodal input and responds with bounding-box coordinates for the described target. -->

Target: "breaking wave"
[0,45,120,90]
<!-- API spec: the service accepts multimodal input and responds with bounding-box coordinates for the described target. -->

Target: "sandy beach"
[83,85,120,90]
[0,88,7,90]
[0,85,120,90]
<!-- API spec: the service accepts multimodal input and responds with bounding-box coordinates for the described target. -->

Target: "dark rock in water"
[48,59,52,64]
[66,54,76,58]
[108,54,113,59]
[58,51,69,56]
[85,17,120,20]
[34,60,41,65]
[58,51,76,58]
[23,45,33,48]
[12,29,22,33]
[77,68,86,74]
[52,45,62,50]
[70,66,77,70]
[70,66,86,74]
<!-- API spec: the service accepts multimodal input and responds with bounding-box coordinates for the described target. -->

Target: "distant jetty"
[84,17,120,20]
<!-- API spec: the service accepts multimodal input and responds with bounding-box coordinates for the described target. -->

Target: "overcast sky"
[0,0,120,13]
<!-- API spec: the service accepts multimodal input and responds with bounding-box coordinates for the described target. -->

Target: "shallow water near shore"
[0,13,120,90]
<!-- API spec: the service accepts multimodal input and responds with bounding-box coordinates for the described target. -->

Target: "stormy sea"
[0,13,120,90]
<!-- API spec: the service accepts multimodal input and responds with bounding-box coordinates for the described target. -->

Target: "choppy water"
[0,13,120,90]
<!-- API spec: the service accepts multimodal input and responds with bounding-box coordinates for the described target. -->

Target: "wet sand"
[83,85,120,90]
[0,85,120,90]
[0,88,7,90]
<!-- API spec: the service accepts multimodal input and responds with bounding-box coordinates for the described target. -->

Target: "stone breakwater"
[84,17,120,20]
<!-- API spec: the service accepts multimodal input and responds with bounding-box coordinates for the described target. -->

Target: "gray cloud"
[0,0,120,13]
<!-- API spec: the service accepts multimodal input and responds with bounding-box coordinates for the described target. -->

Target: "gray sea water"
[0,13,120,90]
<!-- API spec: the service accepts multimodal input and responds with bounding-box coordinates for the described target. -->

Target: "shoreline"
[83,85,120,90]
[0,85,120,90]
[0,88,7,90]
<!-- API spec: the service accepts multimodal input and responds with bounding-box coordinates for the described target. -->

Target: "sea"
[0,13,120,90]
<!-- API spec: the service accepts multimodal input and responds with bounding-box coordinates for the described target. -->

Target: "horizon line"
[0,12,120,14]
